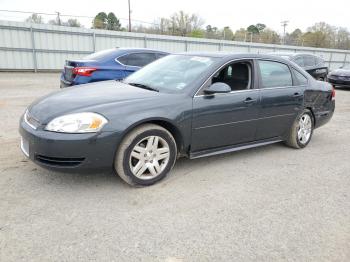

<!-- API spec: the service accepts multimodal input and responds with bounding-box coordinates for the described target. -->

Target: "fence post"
[328,52,333,68]
[185,40,188,51]
[92,32,96,52]
[343,53,347,66]
[221,42,225,51]
[144,36,147,48]
[30,26,37,73]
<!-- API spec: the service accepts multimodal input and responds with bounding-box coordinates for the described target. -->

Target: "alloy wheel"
[297,114,312,144]
[129,136,170,180]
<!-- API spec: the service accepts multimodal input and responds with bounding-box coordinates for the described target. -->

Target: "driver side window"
[211,61,252,92]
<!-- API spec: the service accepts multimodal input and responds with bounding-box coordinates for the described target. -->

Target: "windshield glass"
[84,48,117,60]
[123,54,218,93]
[342,64,350,70]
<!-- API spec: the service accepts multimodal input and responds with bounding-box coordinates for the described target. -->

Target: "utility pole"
[56,11,61,26]
[281,20,289,45]
[128,0,131,32]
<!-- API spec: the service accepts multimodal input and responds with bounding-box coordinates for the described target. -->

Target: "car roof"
[271,52,321,58]
[116,47,169,54]
[83,47,169,62]
[175,52,293,62]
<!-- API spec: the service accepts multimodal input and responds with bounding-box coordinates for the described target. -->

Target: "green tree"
[107,12,121,30]
[93,12,108,29]
[247,25,259,34]
[256,23,266,33]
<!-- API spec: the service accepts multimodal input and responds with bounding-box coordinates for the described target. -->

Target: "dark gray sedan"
[20,53,335,186]
[328,64,350,87]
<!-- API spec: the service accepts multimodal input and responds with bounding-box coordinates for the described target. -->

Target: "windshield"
[84,48,117,60]
[123,54,218,93]
[342,64,350,70]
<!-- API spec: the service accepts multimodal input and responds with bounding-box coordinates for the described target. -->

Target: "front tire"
[115,124,177,186]
[285,109,314,149]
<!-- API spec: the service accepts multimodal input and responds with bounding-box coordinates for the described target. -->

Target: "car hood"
[28,80,163,123]
[330,69,350,76]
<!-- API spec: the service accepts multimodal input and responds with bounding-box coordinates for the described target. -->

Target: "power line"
[0,9,159,26]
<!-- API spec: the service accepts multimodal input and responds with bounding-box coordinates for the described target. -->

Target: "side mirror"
[204,82,231,95]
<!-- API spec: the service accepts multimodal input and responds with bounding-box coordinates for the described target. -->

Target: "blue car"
[60,48,169,88]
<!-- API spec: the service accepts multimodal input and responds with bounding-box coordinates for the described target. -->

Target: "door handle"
[292,92,303,98]
[244,97,256,104]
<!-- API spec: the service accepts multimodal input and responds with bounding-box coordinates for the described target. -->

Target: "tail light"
[72,67,97,76]
[331,85,335,99]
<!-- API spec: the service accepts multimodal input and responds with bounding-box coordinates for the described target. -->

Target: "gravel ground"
[0,73,349,262]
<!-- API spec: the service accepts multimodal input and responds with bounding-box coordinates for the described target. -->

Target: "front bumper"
[328,77,350,87]
[19,118,121,171]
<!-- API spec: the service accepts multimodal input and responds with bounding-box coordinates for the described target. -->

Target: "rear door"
[255,60,304,140]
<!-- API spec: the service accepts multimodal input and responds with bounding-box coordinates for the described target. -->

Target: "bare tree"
[25,13,43,24]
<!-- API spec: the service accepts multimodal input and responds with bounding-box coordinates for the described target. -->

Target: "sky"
[0,0,349,34]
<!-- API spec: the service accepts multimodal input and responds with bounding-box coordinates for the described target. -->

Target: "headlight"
[45,112,108,133]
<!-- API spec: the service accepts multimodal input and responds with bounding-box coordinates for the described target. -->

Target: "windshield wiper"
[127,82,159,92]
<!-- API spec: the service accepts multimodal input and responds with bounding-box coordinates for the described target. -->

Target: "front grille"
[35,155,85,167]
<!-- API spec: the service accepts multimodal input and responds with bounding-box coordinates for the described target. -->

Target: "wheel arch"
[120,118,186,156]
[305,106,316,126]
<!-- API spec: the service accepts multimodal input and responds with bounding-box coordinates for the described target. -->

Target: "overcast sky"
[0,0,349,33]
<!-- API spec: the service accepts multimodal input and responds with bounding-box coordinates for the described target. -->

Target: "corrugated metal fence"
[0,20,349,71]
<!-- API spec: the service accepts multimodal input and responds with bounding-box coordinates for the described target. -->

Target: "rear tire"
[115,124,177,186]
[285,109,314,149]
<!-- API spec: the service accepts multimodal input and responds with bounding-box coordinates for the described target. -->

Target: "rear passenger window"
[117,53,156,67]
[292,68,308,85]
[304,55,316,67]
[315,57,324,66]
[294,56,304,67]
[258,60,293,88]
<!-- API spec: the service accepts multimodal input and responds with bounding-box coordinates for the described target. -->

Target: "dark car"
[20,53,335,186]
[60,48,168,88]
[327,64,350,87]
[272,53,328,81]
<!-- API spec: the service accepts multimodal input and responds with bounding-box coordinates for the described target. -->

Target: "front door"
[191,60,260,152]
